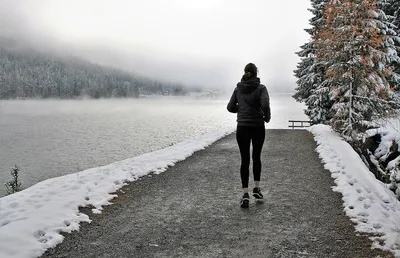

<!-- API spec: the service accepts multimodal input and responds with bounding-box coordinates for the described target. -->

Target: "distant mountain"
[0,37,187,99]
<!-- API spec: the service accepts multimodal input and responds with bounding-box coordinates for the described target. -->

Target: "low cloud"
[0,0,311,92]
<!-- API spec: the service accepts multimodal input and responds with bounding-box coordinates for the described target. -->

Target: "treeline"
[0,37,188,99]
[294,0,400,138]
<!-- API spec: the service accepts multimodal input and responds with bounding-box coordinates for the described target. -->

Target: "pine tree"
[5,165,22,195]
[380,0,400,25]
[293,42,316,103]
[294,0,332,123]
[317,0,400,137]
[380,0,400,84]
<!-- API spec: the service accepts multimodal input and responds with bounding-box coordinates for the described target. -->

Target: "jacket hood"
[237,77,261,94]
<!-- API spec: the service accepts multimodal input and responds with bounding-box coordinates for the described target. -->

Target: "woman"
[227,63,271,208]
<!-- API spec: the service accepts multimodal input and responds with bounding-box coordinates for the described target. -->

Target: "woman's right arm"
[260,86,271,123]
[227,88,238,113]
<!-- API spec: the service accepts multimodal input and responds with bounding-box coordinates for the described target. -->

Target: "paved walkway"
[42,130,393,258]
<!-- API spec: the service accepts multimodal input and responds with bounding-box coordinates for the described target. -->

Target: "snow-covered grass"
[309,125,400,256]
[0,126,235,258]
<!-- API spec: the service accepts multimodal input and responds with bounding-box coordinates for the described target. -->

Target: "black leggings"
[236,126,265,188]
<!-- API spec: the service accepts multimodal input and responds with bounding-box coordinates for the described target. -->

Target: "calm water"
[0,95,307,196]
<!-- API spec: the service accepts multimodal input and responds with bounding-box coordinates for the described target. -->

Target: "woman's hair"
[242,63,258,81]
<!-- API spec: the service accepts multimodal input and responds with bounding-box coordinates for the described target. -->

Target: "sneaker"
[240,193,250,208]
[253,187,264,200]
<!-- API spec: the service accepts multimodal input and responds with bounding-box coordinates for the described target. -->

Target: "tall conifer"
[380,0,400,83]
[316,0,400,137]
[294,0,331,123]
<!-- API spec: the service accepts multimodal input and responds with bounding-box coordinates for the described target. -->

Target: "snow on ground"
[0,126,235,258]
[366,119,400,166]
[309,125,400,257]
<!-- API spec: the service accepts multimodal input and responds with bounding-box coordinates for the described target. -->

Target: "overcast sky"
[0,0,312,92]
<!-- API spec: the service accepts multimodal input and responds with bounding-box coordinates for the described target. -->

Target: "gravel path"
[42,129,393,258]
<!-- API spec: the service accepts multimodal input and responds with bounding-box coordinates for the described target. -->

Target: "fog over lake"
[0,0,312,92]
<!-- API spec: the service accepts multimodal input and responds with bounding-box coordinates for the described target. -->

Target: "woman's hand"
[264,114,271,123]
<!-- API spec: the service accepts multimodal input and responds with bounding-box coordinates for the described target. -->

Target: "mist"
[0,0,312,92]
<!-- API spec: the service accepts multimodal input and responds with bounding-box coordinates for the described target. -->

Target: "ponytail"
[241,63,258,81]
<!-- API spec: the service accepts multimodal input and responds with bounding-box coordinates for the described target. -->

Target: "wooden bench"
[288,120,313,129]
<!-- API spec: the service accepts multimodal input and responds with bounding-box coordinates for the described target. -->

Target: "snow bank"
[309,125,400,256]
[0,126,235,258]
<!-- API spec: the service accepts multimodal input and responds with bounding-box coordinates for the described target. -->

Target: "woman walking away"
[227,63,271,208]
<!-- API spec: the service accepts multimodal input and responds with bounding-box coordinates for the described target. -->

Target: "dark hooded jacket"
[227,77,271,126]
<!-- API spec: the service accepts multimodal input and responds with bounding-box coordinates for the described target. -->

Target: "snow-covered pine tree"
[317,0,400,138]
[293,0,331,124]
[293,43,316,102]
[380,0,400,27]
[5,165,22,195]
[380,0,400,87]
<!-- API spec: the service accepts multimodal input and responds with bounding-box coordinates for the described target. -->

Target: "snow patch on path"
[0,126,235,258]
[309,125,400,257]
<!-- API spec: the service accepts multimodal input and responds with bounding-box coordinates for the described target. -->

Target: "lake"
[0,94,307,196]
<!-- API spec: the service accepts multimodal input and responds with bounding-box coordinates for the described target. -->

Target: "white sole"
[253,194,263,199]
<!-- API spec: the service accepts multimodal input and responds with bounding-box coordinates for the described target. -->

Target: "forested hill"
[0,37,187,99]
